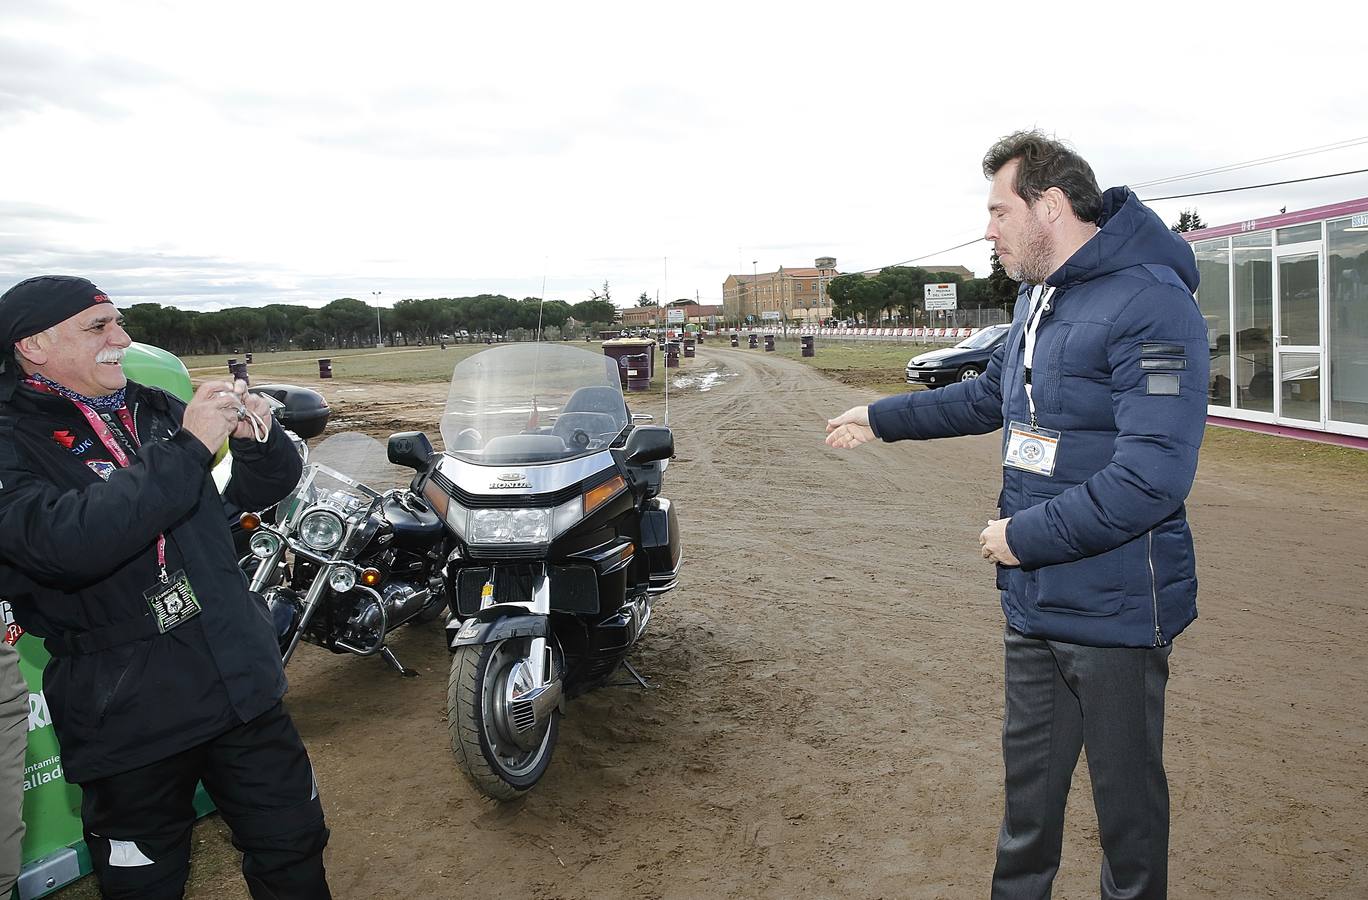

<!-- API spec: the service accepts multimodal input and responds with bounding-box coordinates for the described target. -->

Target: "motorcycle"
[239,431,449,675]
[387,342,681,800]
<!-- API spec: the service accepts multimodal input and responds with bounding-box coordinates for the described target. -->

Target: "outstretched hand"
[825,405,875,449]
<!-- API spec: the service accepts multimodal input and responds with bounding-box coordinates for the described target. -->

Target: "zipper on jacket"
[1147,530,1162,646]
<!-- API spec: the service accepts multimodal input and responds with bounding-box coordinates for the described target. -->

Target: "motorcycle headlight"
[328,566,357,592]
[468,507,552,544]
[299,509,345,551]
[249,532,281,559]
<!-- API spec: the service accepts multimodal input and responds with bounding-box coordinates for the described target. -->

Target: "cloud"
[0,35,169,124]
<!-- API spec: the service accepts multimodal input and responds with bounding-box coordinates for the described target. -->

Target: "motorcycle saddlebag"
[249,383,331,439]
[640,497,680,593]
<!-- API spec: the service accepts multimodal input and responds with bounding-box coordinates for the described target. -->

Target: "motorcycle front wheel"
[448,638,559,801]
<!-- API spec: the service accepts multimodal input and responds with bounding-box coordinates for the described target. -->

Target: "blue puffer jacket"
[869,188,1208,648]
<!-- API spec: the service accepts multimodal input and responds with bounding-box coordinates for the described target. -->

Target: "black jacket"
[0,380,303,782]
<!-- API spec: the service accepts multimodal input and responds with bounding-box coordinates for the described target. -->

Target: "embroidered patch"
[85,460,117,480]
[51,430,76,449]
[1140,357,1187,370]
[1146,373,1181,396]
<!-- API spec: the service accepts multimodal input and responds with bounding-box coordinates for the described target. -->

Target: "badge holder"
[144,570,202,633]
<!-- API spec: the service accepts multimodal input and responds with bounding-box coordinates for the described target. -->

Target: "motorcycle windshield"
[276,432,413,532]
[441,343,629,465]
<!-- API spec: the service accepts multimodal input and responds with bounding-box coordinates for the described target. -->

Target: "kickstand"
[380,646,419,677]
[609,659,653,689]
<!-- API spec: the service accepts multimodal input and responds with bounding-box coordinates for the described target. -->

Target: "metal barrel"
[748,334,758,349]
[764,334,775,352]
[801,335,815,357]
[625,354,650,391]
[318,358,333,379]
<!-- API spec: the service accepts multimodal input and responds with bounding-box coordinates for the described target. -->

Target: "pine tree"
[1170,209,1206,233]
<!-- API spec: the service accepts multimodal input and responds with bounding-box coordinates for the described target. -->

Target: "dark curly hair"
[982,130,1102,224]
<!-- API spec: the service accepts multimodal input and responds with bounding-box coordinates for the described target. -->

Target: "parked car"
[905,323,1011,388]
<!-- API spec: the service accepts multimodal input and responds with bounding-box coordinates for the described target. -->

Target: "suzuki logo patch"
[85,460,116,480]
[52,430,76,449]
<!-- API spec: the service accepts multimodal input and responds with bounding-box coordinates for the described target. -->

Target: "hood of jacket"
[1046,187,1199,292]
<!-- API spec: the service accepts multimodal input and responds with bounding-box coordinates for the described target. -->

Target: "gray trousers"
[992,628,1171,900]
[0,641,27,896]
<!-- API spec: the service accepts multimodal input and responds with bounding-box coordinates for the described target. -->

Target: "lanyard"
[1021,285,1056,427]
[26,380,171,580]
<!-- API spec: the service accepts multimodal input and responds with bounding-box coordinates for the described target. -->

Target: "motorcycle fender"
[447,614,549,651]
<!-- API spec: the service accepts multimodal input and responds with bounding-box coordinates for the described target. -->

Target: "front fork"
[449,563,562,744]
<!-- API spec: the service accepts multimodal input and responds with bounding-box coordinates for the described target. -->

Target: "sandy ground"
[57,346,1368,899]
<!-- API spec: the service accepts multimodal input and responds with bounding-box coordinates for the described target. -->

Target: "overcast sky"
[2,0,1365,311]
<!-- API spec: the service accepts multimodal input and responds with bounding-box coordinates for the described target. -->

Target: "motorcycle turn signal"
[239,512,262,531]
[360,568,382,587]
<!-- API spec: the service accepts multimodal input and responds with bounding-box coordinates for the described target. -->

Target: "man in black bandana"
[0,276,331,899]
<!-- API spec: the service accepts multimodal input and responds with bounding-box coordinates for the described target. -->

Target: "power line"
[849,166,1368,277]
[1130,135,1368,189]
[1139,166,1368,202]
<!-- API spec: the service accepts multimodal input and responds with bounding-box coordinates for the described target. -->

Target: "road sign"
[761,310,781,321]
[924,283,957,311]
[667,308,685,323]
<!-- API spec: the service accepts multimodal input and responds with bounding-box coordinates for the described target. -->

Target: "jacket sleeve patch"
[1146,373,1181,395]
[1140,357,1187,370]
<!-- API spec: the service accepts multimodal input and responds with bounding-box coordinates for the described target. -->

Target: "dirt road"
[63,345,1368,898]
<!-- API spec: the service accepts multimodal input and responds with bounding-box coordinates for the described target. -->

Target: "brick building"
[722,257,840,325]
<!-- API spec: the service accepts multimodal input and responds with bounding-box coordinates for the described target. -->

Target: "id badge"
[1003,421,1061,477]
[144,570,202,633]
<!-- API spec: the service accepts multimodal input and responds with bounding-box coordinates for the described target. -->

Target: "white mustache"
[96,349,125,364]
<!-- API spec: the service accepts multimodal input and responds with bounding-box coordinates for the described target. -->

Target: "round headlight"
[248,532,280,559]
[299,509,345,551]
[328,567,357,592]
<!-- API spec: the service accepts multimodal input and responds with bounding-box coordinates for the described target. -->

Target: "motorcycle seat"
[552,412,620,449]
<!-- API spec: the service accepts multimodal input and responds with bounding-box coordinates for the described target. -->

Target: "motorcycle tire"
[448,639,559,801]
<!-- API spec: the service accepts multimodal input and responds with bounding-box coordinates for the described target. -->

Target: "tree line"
[122,295,620,355]
[826,260,1019,325]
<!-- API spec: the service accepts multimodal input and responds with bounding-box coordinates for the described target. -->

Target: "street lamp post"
[751,260,758,327]
[371,291,382,348]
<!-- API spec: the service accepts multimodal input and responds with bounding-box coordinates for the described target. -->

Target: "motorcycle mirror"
[388,431,435,470]
[625,425,673,466]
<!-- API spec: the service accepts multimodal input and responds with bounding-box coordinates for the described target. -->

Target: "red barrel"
[318,358,333,379]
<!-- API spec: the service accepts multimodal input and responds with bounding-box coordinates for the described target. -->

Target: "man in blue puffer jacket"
[827,130,1207,899]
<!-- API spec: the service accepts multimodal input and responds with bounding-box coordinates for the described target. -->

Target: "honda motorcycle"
[240,432,449,675]
[387,342,681,800]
